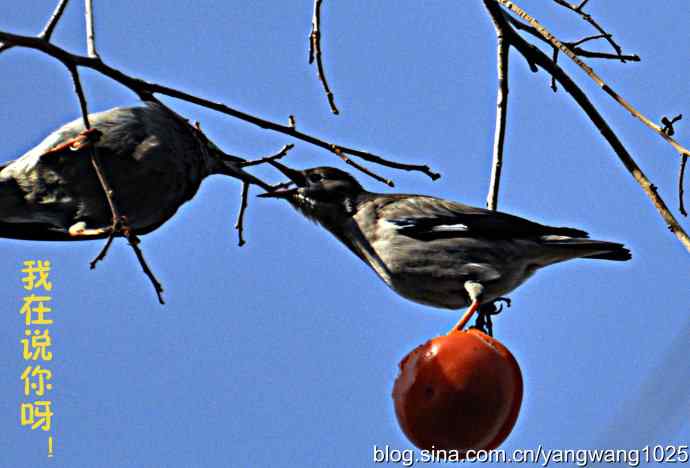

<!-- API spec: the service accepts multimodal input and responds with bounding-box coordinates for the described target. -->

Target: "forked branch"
[0,0,70,53]
[497,0,690,162]
[483,0,690,253]
[69,51,164,302]
[0,0,444,303]
[0,30,438,185]
[552,0,630,62]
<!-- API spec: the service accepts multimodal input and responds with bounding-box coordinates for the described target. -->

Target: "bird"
[259,164,631,331]
[0,101,269,241]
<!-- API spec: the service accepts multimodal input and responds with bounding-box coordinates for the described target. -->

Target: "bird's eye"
[308,173,323,183]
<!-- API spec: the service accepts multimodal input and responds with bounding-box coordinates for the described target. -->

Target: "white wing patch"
[382,219,414,229]
[541,235,573,241]
[429,224,468,232]
[384,219,469,233]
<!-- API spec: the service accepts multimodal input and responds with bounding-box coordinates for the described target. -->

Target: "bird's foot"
[470,297,511,337]
[483,297,511,315]
[43,128,103,156]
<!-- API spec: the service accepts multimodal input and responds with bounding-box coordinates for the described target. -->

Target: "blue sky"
[0,1,688,467]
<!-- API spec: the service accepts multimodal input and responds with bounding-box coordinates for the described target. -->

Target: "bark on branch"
[0,30,439,185]
[486,20,510,211]
[483,0,690,253]
[309,0,339,114]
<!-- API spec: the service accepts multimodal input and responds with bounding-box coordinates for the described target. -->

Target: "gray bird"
[0,102,266,240]
[260,165,631,330]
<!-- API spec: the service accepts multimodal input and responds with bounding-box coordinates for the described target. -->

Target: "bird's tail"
[581,245,632,261]
[539,236,632,264]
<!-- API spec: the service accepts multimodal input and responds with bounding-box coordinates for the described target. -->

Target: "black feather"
[390,210,589,241]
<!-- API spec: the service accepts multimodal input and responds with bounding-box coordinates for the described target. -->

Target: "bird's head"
[259,163,365,221]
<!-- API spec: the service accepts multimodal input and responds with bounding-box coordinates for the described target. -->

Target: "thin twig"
[568,33,609,48]
[68,63,164,300]
[504,14,640,62]
[484,0,690,254]
[84,0,99,59]
[238,144,294,168]
[183,120,275,192]
[551,47,559,91]
[562,34,637,62]
[40,0,71,41]
[497,1,690,161]
[89,230,115,268]
[679,155,688,217]
[68,65,92,127]
[0,30,439,184]
[309,0,339,114]
[235,182,250,247]
[566,48,639,61]
[486,18,510,211]
[125,233,164,304]
[0,0,70,53]
[69,64,120,264]
[331,145,394,187]
[552,0,627,62]
[67,64,120,225]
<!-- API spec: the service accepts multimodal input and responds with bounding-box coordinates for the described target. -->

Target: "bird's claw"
[470,297,512,336]
[490,297,512,314]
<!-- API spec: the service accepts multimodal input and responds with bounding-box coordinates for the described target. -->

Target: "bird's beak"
[258,161,306,199]
[257,186,298,198]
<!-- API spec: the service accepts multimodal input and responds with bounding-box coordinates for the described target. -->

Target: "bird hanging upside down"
[260,164,631,331]
[0,102,266,241]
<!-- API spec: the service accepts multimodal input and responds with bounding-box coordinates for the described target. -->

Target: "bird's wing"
[377,195,589,241]
[0,103,208,242]
[0,222,82,241]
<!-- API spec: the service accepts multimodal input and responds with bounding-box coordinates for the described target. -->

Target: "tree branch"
[0,0,70,53]
[0,15,441,302]
[84,0,99,59]
[309,0,339,114]
[0,30,439,185]
[484,0,690,253]
[497,0,690,162]
[503,13,640,63]
[680,155,688,217]
[334,146,395,187]
[127,234,165,303]
[67,63,165,302]
[566,47,639,62]
[552,0,628,62]
[568,33,608,48]
[486,19,510,211]
[238,144,294,168]
[40,0,71,41]
[235,182,250,247]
